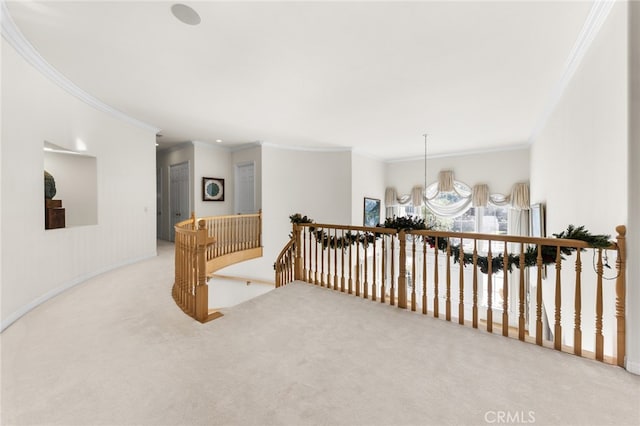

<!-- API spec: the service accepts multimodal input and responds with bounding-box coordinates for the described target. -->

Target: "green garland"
[289,214,613,274]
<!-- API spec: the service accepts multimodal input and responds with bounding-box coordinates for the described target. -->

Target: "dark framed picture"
[363,197,381,227]
[202,177,224,201]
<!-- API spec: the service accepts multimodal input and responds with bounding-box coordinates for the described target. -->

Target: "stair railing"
[275,222,627,367]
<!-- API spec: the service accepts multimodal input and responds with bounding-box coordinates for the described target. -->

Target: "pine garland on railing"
[289,214,613,274]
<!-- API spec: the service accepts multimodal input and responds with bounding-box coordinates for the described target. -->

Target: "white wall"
[222,145,352,282]
[530,3,634,369]
[1,39,157,329]
[44,151,98,227]
[193,142,233,217]
[351,152,386,226]
[627,0,640,375]
[156,144,193,240]
[385,148,530,198]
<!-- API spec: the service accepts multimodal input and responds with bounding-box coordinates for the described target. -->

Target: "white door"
[170,162,190,242]
[156,167,162,239]
[235,162,255,214]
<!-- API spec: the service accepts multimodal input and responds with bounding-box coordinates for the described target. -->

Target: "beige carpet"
[2,241,639,426]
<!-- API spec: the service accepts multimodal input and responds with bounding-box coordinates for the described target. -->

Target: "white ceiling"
[5,1,595,160]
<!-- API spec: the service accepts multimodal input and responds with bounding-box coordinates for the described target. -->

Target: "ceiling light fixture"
[216,139,222,143]
[171,4,201,26]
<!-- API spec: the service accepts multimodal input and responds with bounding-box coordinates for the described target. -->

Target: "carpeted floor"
[1,240,639,426]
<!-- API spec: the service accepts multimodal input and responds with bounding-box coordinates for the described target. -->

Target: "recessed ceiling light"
[216,139,223,143]
[171,4,201,26]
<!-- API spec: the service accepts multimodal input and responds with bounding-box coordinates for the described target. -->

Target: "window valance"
[386,170,530,216]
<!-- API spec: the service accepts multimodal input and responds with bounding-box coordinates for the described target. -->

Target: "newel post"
[195,219,209,322]
[615,225,627,368]
[398,230,407,309]
[293,224,303,281]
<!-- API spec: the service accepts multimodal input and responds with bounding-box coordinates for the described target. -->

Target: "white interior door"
[170,162,190,242]
[235,162,255,214]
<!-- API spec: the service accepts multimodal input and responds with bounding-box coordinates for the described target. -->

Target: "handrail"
[275,238,296,288]
[277,221,627,368]
[173,211,263,323]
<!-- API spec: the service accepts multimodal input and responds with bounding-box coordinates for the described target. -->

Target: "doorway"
[169,161,190,242]
[235,161,255,214]
[156,167,162,239]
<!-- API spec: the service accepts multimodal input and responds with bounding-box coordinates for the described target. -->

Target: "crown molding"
[260,141,354,153]
[385,142,530,164]
[0,0,160,134]
[528,0,615,144]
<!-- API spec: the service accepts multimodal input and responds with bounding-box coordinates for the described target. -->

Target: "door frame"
[234,160,256,214]
[169,161,191,242]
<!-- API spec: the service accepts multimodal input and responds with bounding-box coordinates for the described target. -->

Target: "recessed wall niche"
[43,141,97,228]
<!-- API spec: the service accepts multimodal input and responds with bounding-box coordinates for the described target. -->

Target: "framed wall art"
[363,197,381,227]
[202,177,224,201]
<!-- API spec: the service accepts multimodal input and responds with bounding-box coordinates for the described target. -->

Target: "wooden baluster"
[433,237,439,318]
[473,240,478,328]
[321,229,326,287]
[554,246,562,351]
[294,224,303,281]
[422,236,428,315]
[363,236,369,299]
[398,230,407,309]
[411,235,417,311]
[446,238,451,321]
[341,230,346,292]
[243,216,247,250]
[595,248,604,361]
[303,227,308,282]
[308,227,313,283]
[574,249,582,356]
[372,236,377,301]
[356,233,361,297]
[327,229,332,289]
[536,245,543,345]
[381,236,386,304]
[518,242,525,341]
[348,233,353,294]
[314,229,319,285]
[502,241,509,337]
[334,229,339,290]
[487,241,493,333]
[615,225,627,367]
[233,217,237,252]
[459,238,465,325]
[216,219,221,257]
[390,235,396,306]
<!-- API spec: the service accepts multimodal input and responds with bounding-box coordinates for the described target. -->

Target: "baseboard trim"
[626,359,640,375]
[1,251,157,332]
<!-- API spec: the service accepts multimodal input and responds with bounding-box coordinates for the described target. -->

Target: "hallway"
[1,241,639,425]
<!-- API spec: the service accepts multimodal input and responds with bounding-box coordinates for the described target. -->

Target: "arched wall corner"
[0,253,155,332]
[0,0,160,134]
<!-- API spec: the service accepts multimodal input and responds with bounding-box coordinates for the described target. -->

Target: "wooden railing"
[173,212,263,323]
[275,223,627,367]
